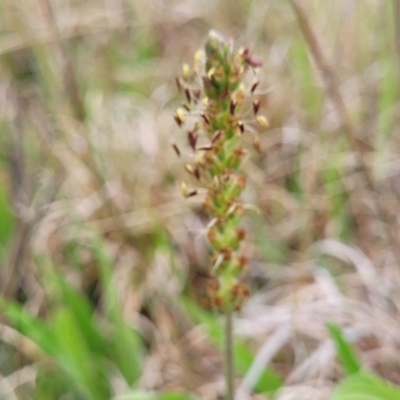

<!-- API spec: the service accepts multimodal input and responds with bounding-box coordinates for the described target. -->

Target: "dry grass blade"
[0,366,37,400]
[235,325,291,400]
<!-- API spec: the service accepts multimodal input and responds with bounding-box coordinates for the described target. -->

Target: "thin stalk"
[225,310,234,400]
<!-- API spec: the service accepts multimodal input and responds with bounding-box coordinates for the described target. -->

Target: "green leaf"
[158,392,201,400]
[330,371,400,400]
[114,392,157,400]
[0,183,15,248]
[93,240,144,385]
[52,271,107,356]
[33,369,85,400]
[0,296,57,356]
[52,308,111,400]
[181,297,282,393]
[327,322,361,375]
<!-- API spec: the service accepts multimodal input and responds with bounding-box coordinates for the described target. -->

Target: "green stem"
[225,309,234,400]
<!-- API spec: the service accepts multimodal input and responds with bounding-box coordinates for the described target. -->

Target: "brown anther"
[188,131,198,150]
[250,80,260,94]
[201,112,210,125]
[253,137,261,152]
[187,190,198,197]
[231,282,250,304]
[230,281,240,297]
[181,182,197,197]
[235,202,245,217]
[192,89,201,101]
[207,279,220,293]
[203,195,213,212]
[236,175,246,189]
[184,88,191,103]
[252,99,260,115]
[194,165,200,180]
[175,77,182,91]
[203,76,212,90]
[201,297,211,309]
[174,108,186,127]
[230,100,237,116]
[234,146,246,158]
[198,145,213,151]
[171,143,181,157]
[211,130,223,143]
[207,226,218,243]
[236,228,246,242]
[221,247,233,261]
[213,296,223,309]
[221,88,229,100]
[182,103,191,112]
[234,282,249,299]
[237,121,245,134]
[185,164,200,180]
[237,255,248,269]
[174,114,183,127]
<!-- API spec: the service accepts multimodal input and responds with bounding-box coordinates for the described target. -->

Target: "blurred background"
[1,0,400,399]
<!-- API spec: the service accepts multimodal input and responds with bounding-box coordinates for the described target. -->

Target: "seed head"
[174,31,268,312]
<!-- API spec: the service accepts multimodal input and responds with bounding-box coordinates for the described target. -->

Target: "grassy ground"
[1,0,400,399]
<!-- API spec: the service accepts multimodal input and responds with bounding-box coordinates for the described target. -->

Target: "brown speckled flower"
[174,31,269,313]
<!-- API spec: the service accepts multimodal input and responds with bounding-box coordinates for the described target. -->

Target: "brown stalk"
[35,0,86,122]
[289,0,372,188]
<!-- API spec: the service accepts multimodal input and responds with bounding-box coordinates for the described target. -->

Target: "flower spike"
[174,31,269,312]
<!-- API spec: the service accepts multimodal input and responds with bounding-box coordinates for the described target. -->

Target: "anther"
[250,80,260,94]
[252,99,260,115]
[184,88,191,103]
[171,143,181,157]
[188,131,198,150]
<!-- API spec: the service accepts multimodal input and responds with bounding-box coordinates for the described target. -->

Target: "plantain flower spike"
[174,31,269,312]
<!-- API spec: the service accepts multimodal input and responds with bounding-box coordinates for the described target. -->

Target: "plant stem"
[225,309,234,400]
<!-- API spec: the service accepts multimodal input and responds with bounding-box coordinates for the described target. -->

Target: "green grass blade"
[0,296,57,356]
[327,322,361,375]
[0,183,14,249]
[52,307,111,400]
[93,239,143,385]
[54,272,107,356]
[330,371,400,400]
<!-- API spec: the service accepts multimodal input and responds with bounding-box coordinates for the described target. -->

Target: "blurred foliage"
[0,0,400,399]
